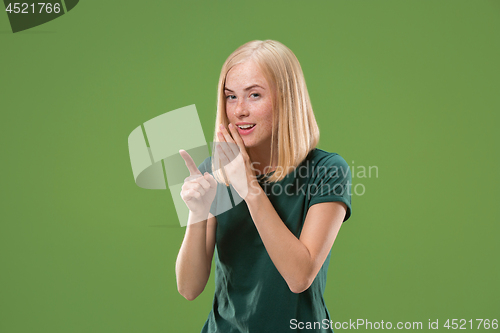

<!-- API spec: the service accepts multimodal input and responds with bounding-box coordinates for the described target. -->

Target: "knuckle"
[181,192,189,201]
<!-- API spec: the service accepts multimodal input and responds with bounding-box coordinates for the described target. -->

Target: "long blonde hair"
[212,40,320,184]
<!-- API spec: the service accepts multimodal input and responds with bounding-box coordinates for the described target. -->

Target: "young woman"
[176,40,352,333]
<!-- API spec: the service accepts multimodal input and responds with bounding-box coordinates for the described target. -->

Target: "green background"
[1,1,498,332]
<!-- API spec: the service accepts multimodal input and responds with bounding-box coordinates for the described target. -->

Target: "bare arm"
[175,213,217,300]
[175,150,218,300]
[246,191,346,294]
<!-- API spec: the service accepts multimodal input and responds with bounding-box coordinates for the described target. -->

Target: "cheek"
[254,100,273,120]
[226,109,234,121]
[264,104,274,127]
[258,114,273,135]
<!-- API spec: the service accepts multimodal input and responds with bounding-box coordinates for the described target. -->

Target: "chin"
[241,137,266,150]
[241,139,251,148]
[243,140,256,149]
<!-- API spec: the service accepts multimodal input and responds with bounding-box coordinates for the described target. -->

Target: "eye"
[251,93,260,98]
[225,95,236,100]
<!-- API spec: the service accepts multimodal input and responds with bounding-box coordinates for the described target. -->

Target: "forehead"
[225,60,268,89]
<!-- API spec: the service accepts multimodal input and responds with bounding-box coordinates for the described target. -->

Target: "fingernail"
[219,124,224,130]
[228,123,233,129]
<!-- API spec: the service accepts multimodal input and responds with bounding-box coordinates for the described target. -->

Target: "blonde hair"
[212,40,320,184]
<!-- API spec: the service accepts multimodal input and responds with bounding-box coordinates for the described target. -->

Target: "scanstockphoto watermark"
[250,160,378,197]
[290,318,500,330]
[290,319,423,330]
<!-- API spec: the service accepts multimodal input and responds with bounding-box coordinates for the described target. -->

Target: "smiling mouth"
[237,124,256,129]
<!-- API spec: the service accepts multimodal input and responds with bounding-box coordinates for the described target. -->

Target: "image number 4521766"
[3,0,79,33]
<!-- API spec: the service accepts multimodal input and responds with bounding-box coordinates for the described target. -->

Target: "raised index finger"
[179,149,202,176]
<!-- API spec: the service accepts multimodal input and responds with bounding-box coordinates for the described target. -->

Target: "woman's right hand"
[179,150,217,219]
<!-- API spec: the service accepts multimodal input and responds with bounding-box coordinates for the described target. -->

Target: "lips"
[235,122,256,129]
[236,123,256,135]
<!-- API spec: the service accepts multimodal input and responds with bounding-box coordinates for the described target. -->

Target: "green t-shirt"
[198,148,352,333]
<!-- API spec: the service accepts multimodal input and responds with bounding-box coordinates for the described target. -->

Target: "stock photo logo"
[127,105,242,227]
[3,0,79,33]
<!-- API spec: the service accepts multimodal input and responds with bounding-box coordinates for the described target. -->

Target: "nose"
[233,99,249,118]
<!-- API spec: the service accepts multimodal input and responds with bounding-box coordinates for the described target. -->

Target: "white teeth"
[238,124,255,129]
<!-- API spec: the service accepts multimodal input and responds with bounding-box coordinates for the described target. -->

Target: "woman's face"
[224,60,274,150]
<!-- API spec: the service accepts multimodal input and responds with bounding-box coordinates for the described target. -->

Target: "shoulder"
[306,149,353,222]
[308,148,350,172]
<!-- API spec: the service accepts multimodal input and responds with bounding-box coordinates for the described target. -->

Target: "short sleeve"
[308,153,352,222]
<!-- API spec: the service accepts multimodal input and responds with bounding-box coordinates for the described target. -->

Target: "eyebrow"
[224,84,264,92]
